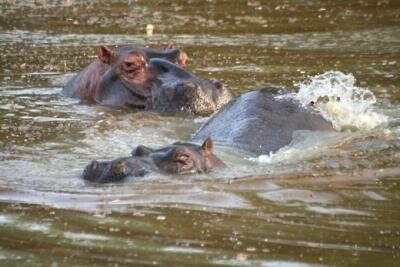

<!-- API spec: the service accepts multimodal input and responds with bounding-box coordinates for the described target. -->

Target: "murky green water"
[0,1,400,266]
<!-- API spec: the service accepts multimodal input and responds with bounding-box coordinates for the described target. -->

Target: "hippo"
[62,44,233,116]
[83,137,225,183]
[192,88,334,155]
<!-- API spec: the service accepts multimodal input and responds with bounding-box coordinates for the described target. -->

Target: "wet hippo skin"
[192,88,334,155]
[83,137,225,183]
[62,45,233,116]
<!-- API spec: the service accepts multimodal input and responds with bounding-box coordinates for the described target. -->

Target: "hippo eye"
[124,61,138,69]
[123,52,147,72]
[174,154,195,172]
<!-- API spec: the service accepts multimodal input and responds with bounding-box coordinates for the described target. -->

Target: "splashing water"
[252,71,389,164]
[294,71,387,131]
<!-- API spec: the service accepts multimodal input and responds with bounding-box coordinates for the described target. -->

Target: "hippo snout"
[146,58,233,115]
[152,78,233,115]
[211,80,233,107]
[187,79,231,116]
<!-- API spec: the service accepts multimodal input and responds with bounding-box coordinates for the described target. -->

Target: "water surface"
[0,1,399,266]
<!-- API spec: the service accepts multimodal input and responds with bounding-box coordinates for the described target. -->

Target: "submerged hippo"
[83,137,225,183]
[62,44,232,116]
[192,88,334,155]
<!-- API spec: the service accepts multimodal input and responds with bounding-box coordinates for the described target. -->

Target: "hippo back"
[192,88,334,155]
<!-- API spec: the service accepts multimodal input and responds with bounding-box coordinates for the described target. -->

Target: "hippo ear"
[201,137,214,154]
[97,45,116,64]
[178,50,188,67]
[132,145,154,157]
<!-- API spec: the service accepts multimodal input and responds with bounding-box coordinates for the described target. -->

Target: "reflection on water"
[0,0,400,266]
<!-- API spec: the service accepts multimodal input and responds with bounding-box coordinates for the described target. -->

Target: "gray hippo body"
[192,88,334,155]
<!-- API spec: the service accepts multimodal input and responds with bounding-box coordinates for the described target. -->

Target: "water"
[294,71,388,131]
[0,0,400,266]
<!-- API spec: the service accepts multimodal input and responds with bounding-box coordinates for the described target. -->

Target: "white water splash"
[252,72,389,164]
[294,71,387,131]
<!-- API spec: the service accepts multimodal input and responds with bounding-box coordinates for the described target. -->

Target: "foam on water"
[252,71,389,164]
[294,71,387,131]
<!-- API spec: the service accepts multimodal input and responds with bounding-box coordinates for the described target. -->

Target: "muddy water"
[0,1,400,266]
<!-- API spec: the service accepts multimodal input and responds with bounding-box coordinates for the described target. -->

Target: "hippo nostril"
[213,80,224,90]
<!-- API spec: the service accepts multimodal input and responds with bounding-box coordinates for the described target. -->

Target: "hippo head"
[148,59,233,116]
[82,158,138,183]
[94,45,155,108]
[83,138,225,183]
[94,45,233,115]
[132,137,226,174]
